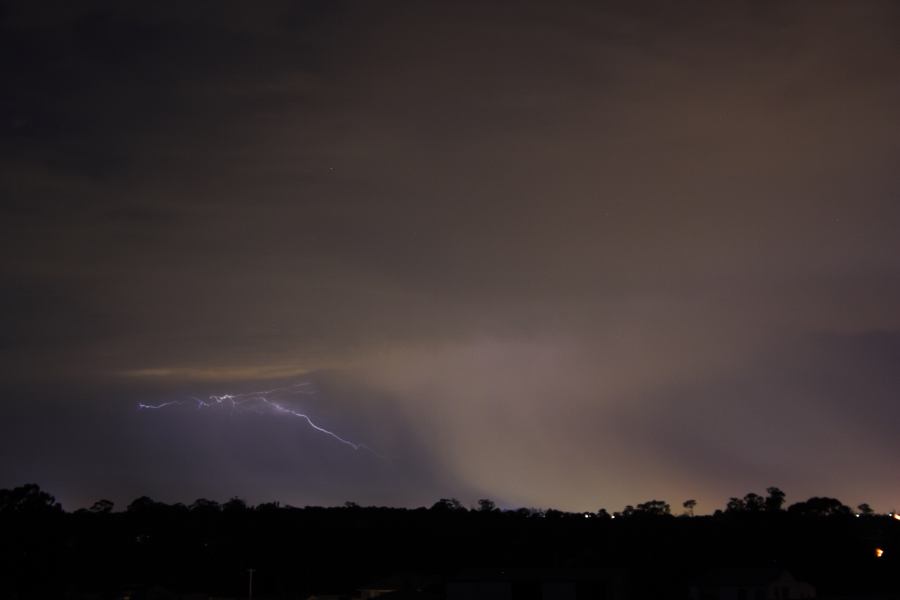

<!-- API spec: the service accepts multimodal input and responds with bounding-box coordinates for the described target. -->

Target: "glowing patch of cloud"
[119,364,317,382]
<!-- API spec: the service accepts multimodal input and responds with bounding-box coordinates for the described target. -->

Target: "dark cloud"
[1,0,899,510]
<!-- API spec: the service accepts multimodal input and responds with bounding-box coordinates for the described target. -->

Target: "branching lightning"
[137,400,182,410]
[260,398,361,450]
[138,382,380,457]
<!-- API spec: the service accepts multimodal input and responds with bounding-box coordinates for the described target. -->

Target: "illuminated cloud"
[120,365,319,382]
[1,0,899,510]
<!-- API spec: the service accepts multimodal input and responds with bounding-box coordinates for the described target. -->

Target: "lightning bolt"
[137,382,381,457]
[137,400,183,410]
[260,398,361,450]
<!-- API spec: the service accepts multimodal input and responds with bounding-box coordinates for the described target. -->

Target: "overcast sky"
[2,0,899,512]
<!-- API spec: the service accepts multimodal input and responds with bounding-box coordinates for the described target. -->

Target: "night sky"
[2,0,899,512]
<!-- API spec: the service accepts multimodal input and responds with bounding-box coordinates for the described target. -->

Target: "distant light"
[875,548,884,558]
[893,513,900,521]
[611,515,616,519]
[855,514,861,518]
[584,513,591,519]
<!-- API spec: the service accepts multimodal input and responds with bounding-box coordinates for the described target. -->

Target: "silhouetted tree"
[89,499,114,514]
[635,499,671,516]
[765,486,786,512]
[725,492,771,514]
[725,497,745,513]
[477,498,497,512]
[431,498,465,512]
[126,496,161,513]
[224,497,248,512]
[857,502,874,516]
[742,492,765,512]
[788,497,852,517]
[682,499,697,516]
[190,498,221,513]
[0,484,62,514]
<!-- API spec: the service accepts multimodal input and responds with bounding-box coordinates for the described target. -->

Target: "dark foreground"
[0,485,898,599]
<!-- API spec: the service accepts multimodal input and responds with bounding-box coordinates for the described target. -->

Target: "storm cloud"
[2,0,899,511]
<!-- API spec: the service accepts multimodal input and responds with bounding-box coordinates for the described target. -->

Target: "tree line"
[0,483,897,599]
[0,483,886,519]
